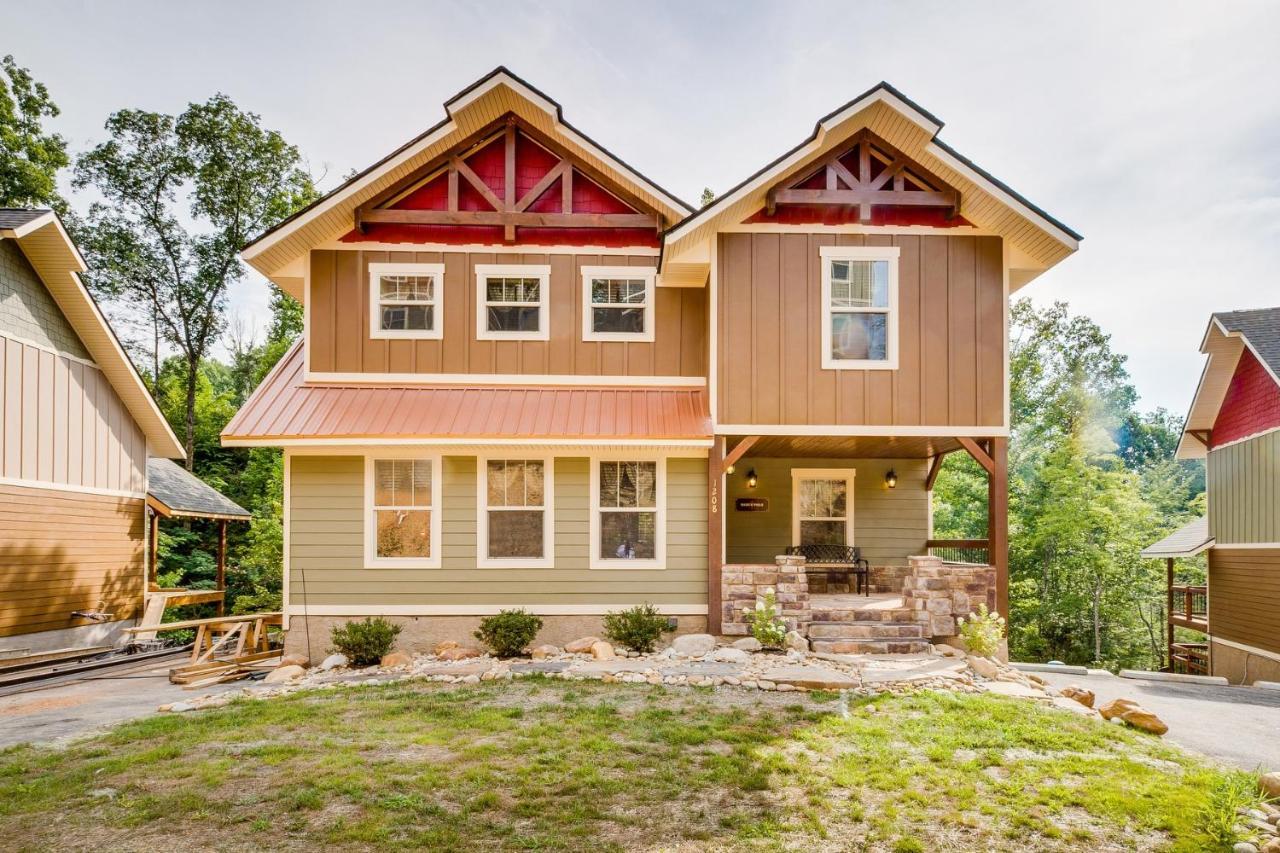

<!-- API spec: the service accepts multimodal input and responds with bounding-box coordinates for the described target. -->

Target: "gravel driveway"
[1035,669,1280,772]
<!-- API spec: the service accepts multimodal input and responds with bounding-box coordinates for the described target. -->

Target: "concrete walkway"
[1036,669,1280,772]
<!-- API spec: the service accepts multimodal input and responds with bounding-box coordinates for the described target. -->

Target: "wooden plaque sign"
[735,497,769,512]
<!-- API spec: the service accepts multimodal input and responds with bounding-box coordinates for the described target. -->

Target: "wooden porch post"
[216,519,228,617]
[708,437,726,635]
[1166,557,1175,671]
[148,509,160,589]
[986,437,1009,621]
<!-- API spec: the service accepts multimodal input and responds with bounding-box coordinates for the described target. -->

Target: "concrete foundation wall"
[1211,639,1280,686]
[0,618,134,656]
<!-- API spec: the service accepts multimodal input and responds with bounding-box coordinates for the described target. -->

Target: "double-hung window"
[581,266,656,342]
[791,469,855,548]
[590,458,665,569]
[369,262,444,339]
[475,264,551,341]
[365,454,441,568]
[819,246,899,369]
[478,458,553,567]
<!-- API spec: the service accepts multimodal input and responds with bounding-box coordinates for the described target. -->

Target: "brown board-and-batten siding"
[1207,548,1280,657]
[0,482,145,638]
[1207,430,1280,545]
[717,233,1004,427]
[307,249,706,378]
[288,454,708,609]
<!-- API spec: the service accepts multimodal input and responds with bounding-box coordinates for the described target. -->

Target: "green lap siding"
[1207,430,1280,544]
[288,454,707,606]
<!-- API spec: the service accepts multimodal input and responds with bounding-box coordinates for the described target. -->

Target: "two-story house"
[224,69,1079,657]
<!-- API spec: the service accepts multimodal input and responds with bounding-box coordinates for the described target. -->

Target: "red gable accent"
[1210,347,1280,448]
[339,223,658,248]
[745,205,973,228]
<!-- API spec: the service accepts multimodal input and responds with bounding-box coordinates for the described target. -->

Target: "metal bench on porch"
[785,544,870,596]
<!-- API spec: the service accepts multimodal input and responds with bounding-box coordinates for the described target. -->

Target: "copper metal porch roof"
[222,343,712,443]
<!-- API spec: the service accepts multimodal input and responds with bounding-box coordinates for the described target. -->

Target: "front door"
[790,469,855,547]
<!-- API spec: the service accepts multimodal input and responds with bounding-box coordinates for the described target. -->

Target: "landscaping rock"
[265,664,305,684]
[1098,698,1142,721]
[1059,685,1095,708]
[433,640,459,655]
[279,654,310,668]
[438,647,481,661]
[712,647,751,664]
[784,630,809,653]
[318,653,348,671]
[731,637,762,652]
[564,636,600,654]
[509,661,572,674]
[967,656,999,680]
[590,641,616,661]
[381,651,413,668]
[933,644,963,657]
[531,644,560,660]
[671,633,716,657]
[1260,839,1280,853]
[1260,772,1280,799]
[760,665,859,691]
[1120,707,1168,736]
[1233,844,1259,853]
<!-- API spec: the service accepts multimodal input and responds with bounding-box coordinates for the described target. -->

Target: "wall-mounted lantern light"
[885,469,898,489]
[725,463,736,475]
[746,468,758,489]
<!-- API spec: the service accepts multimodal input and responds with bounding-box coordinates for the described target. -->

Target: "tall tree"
[0,55,69,210]
[73,95,315,467]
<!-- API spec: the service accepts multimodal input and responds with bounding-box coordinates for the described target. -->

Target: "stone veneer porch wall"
[902,555,996,637]
[721,555,811,636]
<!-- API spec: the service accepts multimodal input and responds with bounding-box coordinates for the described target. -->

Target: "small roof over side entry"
[147,458,251,521]
[1140,517,1213,558]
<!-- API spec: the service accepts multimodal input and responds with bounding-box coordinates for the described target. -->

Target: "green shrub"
[475,609,543,657]
[957,603,1005,658]
[602,603,670,653]
[330,617,402,666]
[744,588,787,648]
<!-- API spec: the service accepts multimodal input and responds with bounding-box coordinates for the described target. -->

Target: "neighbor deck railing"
[925,539,990,565]
[1169,642,1209,675]
[1168,584,1208,632]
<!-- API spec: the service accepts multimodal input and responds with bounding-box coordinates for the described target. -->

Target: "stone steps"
[806,619,931,655]
[810,639,934,655]
[809,608,925,624]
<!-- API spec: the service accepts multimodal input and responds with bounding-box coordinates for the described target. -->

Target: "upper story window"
[478,457,553,568]
[369,263,444,340]
[819,246,899,370]
[364,453,441,568]
[475,264,551,341]
[581,266,656,342]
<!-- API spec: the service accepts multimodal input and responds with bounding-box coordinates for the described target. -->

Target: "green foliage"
[0,55,68,210]
[957,604,1004,657]
[602,603,670,653]
[474,609,543,657]
[744,588,787,648]
[1196,771,1267,847]
[699,187,716,207]
[330,617,402,666]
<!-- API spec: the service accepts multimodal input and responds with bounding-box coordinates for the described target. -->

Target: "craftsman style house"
[1152,308,1280,684]
[225,69,1080,655]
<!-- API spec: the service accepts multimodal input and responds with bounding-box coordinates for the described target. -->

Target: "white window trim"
[363,450,443,569]
[580,266,657,343]
[475,263,551,342]
[819,245,900,370]
[477,456,555,568]
[368,262,445,340]
[790,468,856,547]
[589,455,667,570]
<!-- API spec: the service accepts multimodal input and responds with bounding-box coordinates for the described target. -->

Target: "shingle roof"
[1215,307,1280,379]
[0,209,53,229]
[1140,517,1212,558]
[147,458,251,520]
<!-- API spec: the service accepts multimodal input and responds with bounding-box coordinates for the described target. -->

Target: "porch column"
[216,519,228,617]
[148,509,160,589]
[986,437,1009,620]
[1166,557,1175,671]
[707,436,726,635]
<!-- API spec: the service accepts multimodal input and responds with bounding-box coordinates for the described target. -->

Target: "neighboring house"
[224,69,1079,655]
[0,209,183,652]
[1156,307,1280,684]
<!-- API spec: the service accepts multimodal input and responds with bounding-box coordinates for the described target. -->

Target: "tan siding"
[1208,548,1280,655]
[1207,431,1280,544]
[0,482,144,637]
[307,249,705,378]
[718,232,1004,428]
[724,457,929,566]
[0,332,147,494]
[289,454,707,607]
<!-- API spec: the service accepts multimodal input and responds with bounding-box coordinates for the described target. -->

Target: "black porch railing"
[926,539,990,565]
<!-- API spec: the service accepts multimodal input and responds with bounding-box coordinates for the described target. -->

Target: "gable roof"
[1176,306,1280,459]
[242,67,693,296]
[1140,516,1212,558]
[147,457,250,520]
[0,209,185,459]
[660,81,1080,288]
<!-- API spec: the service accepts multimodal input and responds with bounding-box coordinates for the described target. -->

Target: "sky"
[7,0,1280,414]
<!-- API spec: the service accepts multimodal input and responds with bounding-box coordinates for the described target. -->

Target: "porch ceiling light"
[885,469,898,489]
[746,468,758,489]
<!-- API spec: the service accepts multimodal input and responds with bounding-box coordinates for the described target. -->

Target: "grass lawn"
[0,678,1259,851]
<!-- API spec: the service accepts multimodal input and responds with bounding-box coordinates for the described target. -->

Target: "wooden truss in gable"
[355,114,661,241]
[765,129,960,222]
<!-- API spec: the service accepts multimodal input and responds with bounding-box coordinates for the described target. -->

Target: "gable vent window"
[369,263,444,340]
[820,246,899,370]
[582,267,656,342]
[475,264,551,341]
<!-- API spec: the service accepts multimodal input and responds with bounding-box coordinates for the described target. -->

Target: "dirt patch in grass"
[0,678,1251,851]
